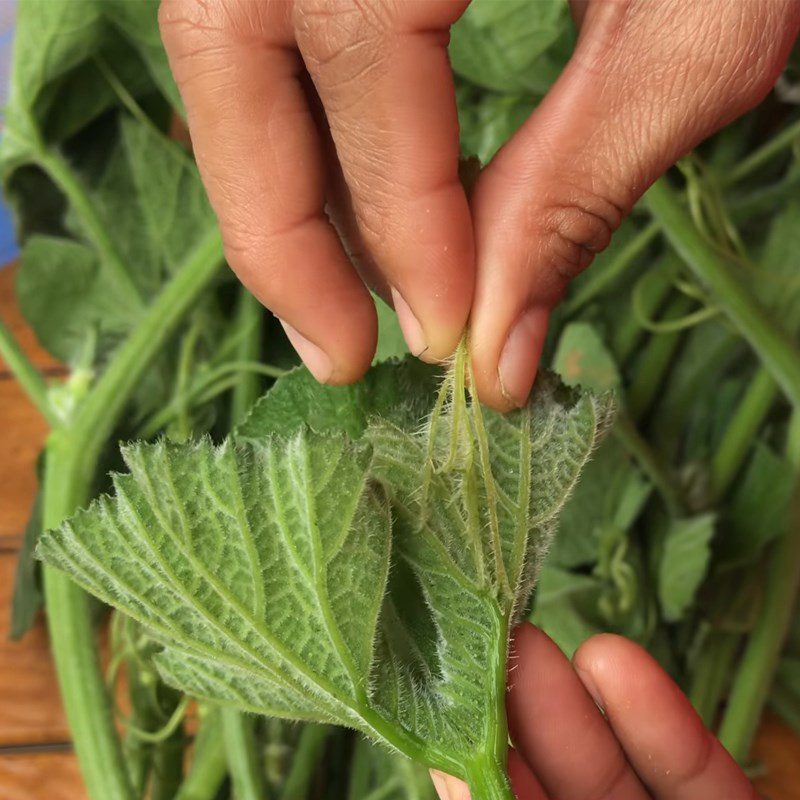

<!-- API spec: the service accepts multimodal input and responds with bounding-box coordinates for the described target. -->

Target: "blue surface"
[0,0,17,267]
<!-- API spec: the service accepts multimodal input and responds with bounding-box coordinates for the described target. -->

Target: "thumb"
[469,0,800,410]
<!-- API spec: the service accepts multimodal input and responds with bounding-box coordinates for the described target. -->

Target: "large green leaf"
[1,0,172,170]
[39,356,612,789]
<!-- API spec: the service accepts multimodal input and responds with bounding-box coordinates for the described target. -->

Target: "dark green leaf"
[10,489,44,640]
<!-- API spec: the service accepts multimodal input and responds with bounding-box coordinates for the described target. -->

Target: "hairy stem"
[0,314,58,426]
[647,179,800,410]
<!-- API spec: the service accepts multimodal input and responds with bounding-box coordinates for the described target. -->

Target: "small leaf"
[373,295,408,364]
[553,322,621,392]
[658,514,716,621]
[10,488,44,640]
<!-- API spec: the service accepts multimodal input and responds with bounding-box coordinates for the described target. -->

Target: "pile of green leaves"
[2,0,800,798]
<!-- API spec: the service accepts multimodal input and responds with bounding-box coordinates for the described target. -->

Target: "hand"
[159,0,799,409]
[432,624,756,800]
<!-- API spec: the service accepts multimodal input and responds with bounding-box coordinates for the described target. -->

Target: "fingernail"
[498,307,549,407]
[575,665,605,712]
[390,286,427,358]
[279,320,333,383]
[430,770,453,800]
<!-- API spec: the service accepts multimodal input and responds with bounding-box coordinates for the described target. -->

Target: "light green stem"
[42,229,224,800]
[0,314,57,425]
[463,759,514,800]
[222,709,266,800]
[647,179,800,411]
[279,725,333,800]
[43,440,134,800]
[175,715,228,800]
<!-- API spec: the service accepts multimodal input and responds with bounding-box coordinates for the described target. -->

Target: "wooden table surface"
[1,263,800,799]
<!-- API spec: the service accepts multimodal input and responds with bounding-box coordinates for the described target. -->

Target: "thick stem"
[42,438,134,800]
[0,314,57,425]
[647,179,800,411]
[175,715,228,800]
[221,709,266,800]
[463,759,515,800]
[42,230,224,800]
[717,415,800,762]
[279,724,333,800]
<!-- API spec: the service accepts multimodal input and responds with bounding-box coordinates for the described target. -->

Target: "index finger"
[574,634,757,800]
[160,0,376,383]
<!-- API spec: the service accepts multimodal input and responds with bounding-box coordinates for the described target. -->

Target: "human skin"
[159,0,800,410]
[431,624,758,800]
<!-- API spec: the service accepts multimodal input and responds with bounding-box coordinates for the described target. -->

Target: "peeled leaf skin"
[38,360,612,786]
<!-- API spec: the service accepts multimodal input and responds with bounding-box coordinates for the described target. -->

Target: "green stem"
[347,738,374,800]
[647,179,800,411]
[0,314,58,426]
[279,725,333,800]
[627,294,694,422]
[222,709,266,800]
[229,289,264,428]
[72,230,223,463]
[565,222,659,314]
[36,149,144,308]
[463,758,514,800]
[710,368,777,498]
[613,254,679,363]
[42,230,224,800]
[722,117,800,185]
[175,715,228,800]
[728,169,800,220]
[150,725,186,800]
[688,630,740,726]
[716,415,800,761]
[614,413,685,515]
[42,440,134,800]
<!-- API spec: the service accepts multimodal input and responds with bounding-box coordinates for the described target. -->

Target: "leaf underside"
[39,356,613,774]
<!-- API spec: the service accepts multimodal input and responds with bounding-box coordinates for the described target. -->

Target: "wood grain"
[0,380,47,545]
[0,551,70,745]
[0,750,87,800]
